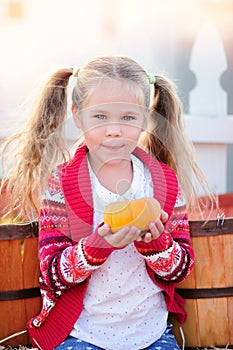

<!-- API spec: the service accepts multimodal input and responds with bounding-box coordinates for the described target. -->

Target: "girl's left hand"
[138,210,168,243]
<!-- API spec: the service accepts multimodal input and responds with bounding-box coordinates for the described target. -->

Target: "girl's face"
[73,79,146,173]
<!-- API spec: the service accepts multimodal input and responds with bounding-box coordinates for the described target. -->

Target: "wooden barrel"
[0,221,41,347]
[172,193,233,348]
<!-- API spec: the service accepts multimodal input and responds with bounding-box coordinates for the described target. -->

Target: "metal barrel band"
[0,287,41,301]
[189,217,233,237]
[176,286,233,299]
[0,220,39,240]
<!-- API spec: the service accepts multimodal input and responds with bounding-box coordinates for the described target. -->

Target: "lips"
[102,144,124,151]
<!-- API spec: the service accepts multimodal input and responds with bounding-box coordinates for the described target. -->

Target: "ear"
[72,104,82,128]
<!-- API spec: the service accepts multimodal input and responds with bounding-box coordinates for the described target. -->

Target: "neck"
[89,157,133,195]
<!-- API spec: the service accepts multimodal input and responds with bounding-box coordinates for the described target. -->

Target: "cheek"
[123,125,143,140]
[83,127,103,148]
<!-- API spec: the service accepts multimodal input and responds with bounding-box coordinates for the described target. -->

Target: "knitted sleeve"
[39,170,115,297]
[134,186,194,282]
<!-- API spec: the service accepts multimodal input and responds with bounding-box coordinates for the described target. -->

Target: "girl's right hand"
[98,223,141,248]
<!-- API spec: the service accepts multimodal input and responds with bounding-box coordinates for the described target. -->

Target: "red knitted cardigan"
[28,144,193,350]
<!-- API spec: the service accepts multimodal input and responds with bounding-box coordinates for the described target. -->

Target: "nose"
[105,122,122,137]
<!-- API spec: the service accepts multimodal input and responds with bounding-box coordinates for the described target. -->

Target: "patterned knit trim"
[59,145,93,242]
[28,282,90,350]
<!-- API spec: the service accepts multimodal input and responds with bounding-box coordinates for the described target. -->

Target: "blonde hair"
[1,56,216,220]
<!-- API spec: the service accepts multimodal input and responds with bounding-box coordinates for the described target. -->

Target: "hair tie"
[149,75,156,85]
[73,67,79,77]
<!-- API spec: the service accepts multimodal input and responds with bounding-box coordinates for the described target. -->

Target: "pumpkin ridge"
[104,197,161,233]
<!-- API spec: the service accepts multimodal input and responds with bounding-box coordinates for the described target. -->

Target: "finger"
[149,220,163,239]
[118,226,141,242]
[142,231,153,243]
[155,219,164,233]
[160,210,168,223]
[114,226,141,246]
[107,226,141,248]
[98,223,111,237]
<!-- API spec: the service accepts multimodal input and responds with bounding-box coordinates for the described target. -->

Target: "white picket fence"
[184,20,233,194]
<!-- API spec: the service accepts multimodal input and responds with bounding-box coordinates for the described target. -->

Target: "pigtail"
[143,75,184,173]
[141,75,217,214]
[1,68,73,220]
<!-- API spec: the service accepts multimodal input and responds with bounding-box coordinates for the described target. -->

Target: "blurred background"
[0,0,233,194]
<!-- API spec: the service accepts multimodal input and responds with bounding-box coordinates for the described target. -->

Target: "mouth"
[102,144,124,151]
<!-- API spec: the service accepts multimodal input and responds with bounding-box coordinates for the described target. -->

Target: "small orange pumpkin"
[103,197,161,233]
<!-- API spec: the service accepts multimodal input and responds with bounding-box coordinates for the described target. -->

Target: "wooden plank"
[223,234,233,287]
[223,234,233,343]
[208,235,225,288]
[0,300,29,346]
[0,240,22,291]
[23,237,40,288]
[228,297,233,344]
[182,299,201,347]
[192,236,211,288]
[194,233,229,346]
[193,234,226,289]
[170,298,200,348]
[0,239,27,346]
[23,237,42,327]
[197,297,229,347]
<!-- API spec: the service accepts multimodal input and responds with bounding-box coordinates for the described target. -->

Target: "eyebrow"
[81,102,144,114]
[83,107,142,116]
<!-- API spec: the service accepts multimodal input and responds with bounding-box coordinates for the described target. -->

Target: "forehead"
[80,103,144,117]
[83,79,145,110]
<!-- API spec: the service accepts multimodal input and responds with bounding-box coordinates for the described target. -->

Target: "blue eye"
[95,114,106,120]
[123,115,134,121]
